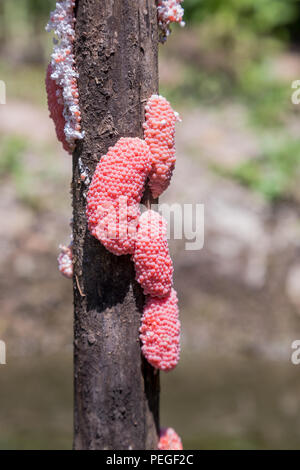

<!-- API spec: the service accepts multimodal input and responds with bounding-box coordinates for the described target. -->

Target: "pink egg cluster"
[46,0,84,153]
[140,289,180,371]
[158,427,183,450]
[144,95,180,199]
[133,210,173,298]
[157,0,185,42]
[87,137,152,255]
[58,243,73,279]
[86,95,181,372]
[46,64,70,153]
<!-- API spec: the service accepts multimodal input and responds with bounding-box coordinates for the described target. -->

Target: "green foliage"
[184,0,298,36]
[160,65,230,108]
[0,136,27,179]
[2,0,55,33]
[0,135,38,208]
[0,60,47,106]
[161,50,290,130]
[216,138,300,201]
[0,0,55,63]
[162,1,296,128]
[26,0,55,19]
[237,62,291,127]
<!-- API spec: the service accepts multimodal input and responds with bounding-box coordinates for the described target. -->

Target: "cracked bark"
[72,0,160,450]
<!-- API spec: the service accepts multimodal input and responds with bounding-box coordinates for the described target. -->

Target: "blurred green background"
[1,0,300,450]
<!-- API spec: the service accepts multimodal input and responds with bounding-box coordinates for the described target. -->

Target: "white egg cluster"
[157,0,185,42]
[57,243,73,279]
[46,0,84,150]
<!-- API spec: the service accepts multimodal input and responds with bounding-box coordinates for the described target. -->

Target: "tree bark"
[72,0,159,450]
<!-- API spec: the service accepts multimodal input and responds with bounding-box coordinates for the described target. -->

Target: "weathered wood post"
[72,0,160,450]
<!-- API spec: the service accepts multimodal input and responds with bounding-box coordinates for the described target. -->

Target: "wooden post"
[72,0,160,450]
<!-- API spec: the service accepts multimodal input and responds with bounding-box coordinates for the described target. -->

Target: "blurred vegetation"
[0,2,299,207]
[213,138,300,201]
[0,135,40,210]
[164,0,298,115]
[0,0,55,62]
[159,0,300,201]
[0,136,27,179]
[0,133,67,211]
[184,0,298,35]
